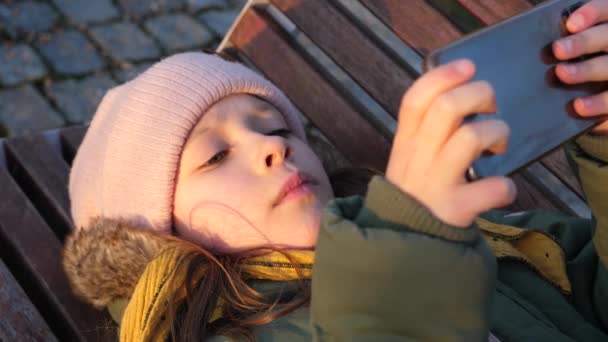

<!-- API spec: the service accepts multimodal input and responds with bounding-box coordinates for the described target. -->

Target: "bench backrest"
[0,127,113,341]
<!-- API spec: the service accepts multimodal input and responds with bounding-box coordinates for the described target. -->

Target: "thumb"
[455,176,517,220]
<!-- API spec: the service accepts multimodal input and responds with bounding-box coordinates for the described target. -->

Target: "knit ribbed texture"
[69,52,305,233]
[362,176,480,243]
[120,247,190,341]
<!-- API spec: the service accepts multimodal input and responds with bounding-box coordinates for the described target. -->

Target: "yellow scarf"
[117,247,315,341]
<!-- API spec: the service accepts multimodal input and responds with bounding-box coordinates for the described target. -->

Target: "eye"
[202,150,229,168]
[267,128,291,137]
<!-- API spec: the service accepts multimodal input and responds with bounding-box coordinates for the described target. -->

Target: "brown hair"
[158,166,381,341]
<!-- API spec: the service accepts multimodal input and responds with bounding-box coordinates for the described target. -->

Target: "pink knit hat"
[69,52,306,232]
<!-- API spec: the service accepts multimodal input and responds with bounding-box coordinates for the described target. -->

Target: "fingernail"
[558,39,572,53]
[581,97,596,110]
[569,13,585,30]
[455,60,472,75]
[563,64,578,75]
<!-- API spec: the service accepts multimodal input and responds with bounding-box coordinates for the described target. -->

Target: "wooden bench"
[0,0,590,339]
[0,127,114,341]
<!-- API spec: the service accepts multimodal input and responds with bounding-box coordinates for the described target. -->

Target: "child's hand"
[386,60,516,228]
[553,0,608,135]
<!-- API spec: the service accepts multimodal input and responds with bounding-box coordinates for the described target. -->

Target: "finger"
[436,119,510,184]
[553,23,608,60]
[574,90,608,116]
[397,59,475,139]
[565,0,608,33]
[410,80,496,175]
[555,54,608,84]
[451,177,517,224]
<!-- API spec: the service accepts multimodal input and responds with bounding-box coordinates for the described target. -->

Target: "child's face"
[173,94,334,253]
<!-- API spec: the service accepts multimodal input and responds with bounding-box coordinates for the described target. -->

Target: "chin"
[274,214,320,250]
[298,216,321,246]
[302,206,323,229]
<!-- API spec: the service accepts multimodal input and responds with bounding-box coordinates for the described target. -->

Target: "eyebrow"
[184,121,213,150]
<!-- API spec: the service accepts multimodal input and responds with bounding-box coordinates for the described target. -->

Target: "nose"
[257,135,292,171]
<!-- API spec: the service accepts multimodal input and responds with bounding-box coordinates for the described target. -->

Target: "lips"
[274,172,317,206]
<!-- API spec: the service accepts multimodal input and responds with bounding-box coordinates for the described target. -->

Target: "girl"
[63,1,608,341]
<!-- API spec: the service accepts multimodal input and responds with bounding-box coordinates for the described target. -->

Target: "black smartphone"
[424,0,607,181]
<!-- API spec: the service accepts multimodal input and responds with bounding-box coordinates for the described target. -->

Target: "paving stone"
[35,29,105,76]
[46,73,116,124]
[53,0,119,25]
[0,85,65,136]
[186,0,227,12]
[198,9,240,38]
[145,14,214,52]
[0,5,10,32]
[113,62,153,83]
[118,0,185,19]
[0,44,48,86]
[0,1,59,38]
[0,2,57,37]
[91,22,161,63]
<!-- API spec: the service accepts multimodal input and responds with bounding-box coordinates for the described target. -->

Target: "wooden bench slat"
[427,0,484,33]
[456,0,533,25]
[60,126,87,165]
[4,135,73,240]
[271,0,412,116]
[0,166,114,341]
[540,149,584,198]
[509,173,562,212]
[359,0,462,55]
[524,163,590,218]
[230,7,391,170]
[332,0,425,75]
[0,259,57,341]
[262,4,397,138]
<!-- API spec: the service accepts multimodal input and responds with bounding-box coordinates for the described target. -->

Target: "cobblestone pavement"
[0,0,247,137]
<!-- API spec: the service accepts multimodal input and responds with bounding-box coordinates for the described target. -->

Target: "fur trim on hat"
[62,218,182,308]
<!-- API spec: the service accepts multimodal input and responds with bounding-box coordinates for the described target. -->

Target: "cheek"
[178,201,264,252]
[269,200,323,249]
[174,174,268,252]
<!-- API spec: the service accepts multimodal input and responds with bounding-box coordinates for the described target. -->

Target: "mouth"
[273,171,318,207]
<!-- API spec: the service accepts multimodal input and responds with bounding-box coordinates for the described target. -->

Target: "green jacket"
[63,134,608,341]
[241,134,608,341]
